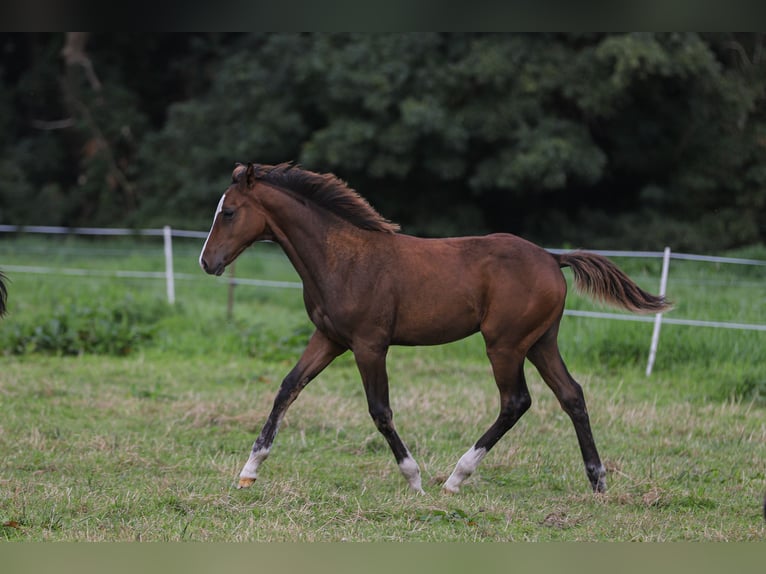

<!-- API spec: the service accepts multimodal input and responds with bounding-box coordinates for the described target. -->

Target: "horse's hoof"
[237,477,256,489]
[595,477,607,494]
[442,485,459,495]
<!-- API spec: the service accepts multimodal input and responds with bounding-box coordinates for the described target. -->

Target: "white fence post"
[645,246,671,376]
[163,225,175,304]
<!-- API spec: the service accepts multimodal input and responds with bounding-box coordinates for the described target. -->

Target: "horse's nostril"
[200,257,209,272]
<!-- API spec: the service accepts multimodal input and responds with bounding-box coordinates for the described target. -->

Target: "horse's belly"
[391,304,481,346]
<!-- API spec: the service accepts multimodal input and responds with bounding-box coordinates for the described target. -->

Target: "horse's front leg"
[237,329,345,488]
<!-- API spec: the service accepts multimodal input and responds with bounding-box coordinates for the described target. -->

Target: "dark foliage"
[1,33,764,251]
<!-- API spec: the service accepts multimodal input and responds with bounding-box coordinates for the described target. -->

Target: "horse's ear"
[246,163,256,188]
[232,163,247,183]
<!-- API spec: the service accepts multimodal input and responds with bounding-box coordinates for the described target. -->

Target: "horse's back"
[393,232,562,289]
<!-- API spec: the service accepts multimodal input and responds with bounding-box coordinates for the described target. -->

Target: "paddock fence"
[1,224,765,376]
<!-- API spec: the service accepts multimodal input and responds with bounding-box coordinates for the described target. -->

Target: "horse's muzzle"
[200,257,225,276]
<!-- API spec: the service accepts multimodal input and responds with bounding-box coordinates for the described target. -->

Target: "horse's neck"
[263,190,360,292]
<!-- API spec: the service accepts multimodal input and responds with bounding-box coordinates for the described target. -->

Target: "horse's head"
[199,163,273,275]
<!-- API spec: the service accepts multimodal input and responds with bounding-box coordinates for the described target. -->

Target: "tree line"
[0,33,764,251]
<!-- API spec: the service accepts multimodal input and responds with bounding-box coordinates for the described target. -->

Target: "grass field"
[1,235,765,541]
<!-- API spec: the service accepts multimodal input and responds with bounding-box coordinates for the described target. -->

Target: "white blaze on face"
[199,193,226,270]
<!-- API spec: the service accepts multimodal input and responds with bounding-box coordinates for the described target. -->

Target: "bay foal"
[200,163,670,494]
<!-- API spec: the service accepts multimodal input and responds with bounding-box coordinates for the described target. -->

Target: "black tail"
[0,270,7,318]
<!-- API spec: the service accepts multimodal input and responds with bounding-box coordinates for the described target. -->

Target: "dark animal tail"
[0,270,7,318]
[556,251,672,314]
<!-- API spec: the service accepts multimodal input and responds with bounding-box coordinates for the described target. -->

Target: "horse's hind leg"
[444,346,530,493]
[526,324,606,493]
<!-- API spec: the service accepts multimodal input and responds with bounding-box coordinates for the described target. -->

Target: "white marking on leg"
[398,454,424,494]
[199,193,226,269]
[240,446,269,479]
[443,446,487,493]
[591,463,607,493]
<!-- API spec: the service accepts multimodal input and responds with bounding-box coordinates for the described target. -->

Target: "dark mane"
[253,163,400,234]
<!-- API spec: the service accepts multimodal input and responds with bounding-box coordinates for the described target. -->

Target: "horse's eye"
[222,209,235,221]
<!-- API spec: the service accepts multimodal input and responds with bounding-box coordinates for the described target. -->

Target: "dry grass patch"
[1,353,765,541]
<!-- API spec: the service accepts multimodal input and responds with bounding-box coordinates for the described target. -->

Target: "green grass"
[0,236,765,541]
